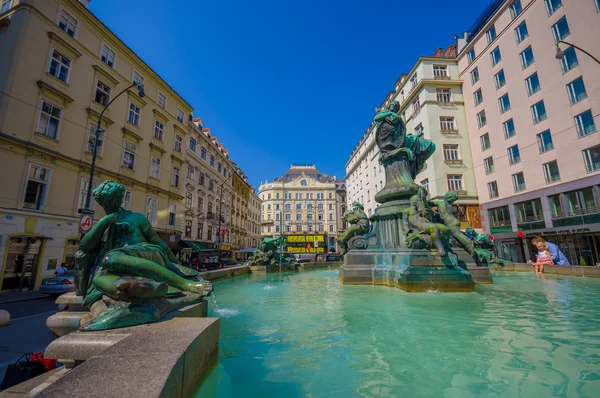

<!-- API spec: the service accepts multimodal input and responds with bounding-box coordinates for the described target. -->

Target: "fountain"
[339,100,497,292]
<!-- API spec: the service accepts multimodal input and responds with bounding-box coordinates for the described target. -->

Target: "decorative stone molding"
[37,80,74,105]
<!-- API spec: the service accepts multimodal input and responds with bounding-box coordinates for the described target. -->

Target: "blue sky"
[90,0,486,189]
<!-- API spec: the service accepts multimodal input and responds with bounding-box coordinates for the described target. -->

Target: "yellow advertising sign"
[287,247,325,253]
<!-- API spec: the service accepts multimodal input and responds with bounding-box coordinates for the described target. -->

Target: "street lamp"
[555,40,600,65]
[83,82,145,218]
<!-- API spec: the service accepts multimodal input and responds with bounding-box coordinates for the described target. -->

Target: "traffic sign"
[78,208,95,215]
[80,214,93,233]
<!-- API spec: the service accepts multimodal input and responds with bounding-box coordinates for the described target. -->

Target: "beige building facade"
[0,0,255,291]
[346,47,481,229]
[258,165,346,253]
[457,0,600,264]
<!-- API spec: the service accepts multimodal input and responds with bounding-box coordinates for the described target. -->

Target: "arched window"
[301,180,307,186]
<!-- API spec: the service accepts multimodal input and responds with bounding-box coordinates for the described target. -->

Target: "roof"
[276,165,335,182]
[466,0,507,44]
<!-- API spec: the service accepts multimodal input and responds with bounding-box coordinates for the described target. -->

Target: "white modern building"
[346,46,481,228]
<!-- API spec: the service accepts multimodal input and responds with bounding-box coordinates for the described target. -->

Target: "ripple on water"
[196,271,600,398]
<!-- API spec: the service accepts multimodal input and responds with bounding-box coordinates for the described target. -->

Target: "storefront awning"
[178,240,210,251]
[235,248,259,253]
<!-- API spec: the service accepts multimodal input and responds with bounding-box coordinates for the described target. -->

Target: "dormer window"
[301,180,307,186]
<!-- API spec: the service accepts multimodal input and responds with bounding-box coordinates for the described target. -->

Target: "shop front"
[218,244,233,259]
[1,235,51,292]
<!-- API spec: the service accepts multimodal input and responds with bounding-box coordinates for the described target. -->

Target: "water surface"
[197,270,600,397]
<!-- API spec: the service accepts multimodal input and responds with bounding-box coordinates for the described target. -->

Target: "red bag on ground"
[30,352,57,372]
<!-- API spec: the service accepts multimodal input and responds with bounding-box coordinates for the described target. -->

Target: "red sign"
[307,243,311,249]
[80,215,93,233]
[517,232,526,238]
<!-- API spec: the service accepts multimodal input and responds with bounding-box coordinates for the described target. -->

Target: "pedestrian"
[530,241,554,274]
[55,262,68,276]
[531,236,570,265]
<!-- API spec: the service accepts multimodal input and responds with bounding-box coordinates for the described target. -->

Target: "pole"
[558,40,600,65]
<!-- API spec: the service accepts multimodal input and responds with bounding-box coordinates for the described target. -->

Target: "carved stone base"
[340,250,475,292]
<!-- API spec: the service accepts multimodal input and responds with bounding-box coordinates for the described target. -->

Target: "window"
[285,225,291,232]
[543,160,561,184]
[439,116,455,131]
[177,108,184,123]
[509,0,522,19]
[494,69,506,89]
[480,133,491,151]
[200,147,207,160]
[508,145,521,165]
[210,156,215,167]
[1,0,12,13]
[473,89,483,106]
[436,88,451,103]
[329,225,334,233]
[285,213,291,221]
[132,71,144,87]
[128,103,141,126]
[296,225,302,232]
[153,120,164,141]
[531,101,547,124]
[306,213,313,221]
[94,81,111,107]
[490,46,502,66]
[467,48,476,64]
[147,197,157,226]
[167,203,177,227]
[101,45,115,68]
[150,156,160,179]
[296,214,302,221]
[48,50,71,83]
[218,162,222,173]
[208,179,214,191]
[498,94,511,114]
[484,157,495,175]
[296,203,301,210]
[198,172,205,186]
[171,166,180,187]
[185,220,192,238]
[36,100,61,139]
[514,21,529,44]
[421,178,429,193]
[525,72,541,96]
[544,0,562,16]
[489,206,511,227]
[583,145,600,173]
[410,73,418,89]
[433,65,447,78]
[22,164,51,211]
[575,110,597,138]
[486,25,497,44]
[318,213,324,221]
[174,135,182,152]
[188,138,197,152]
[470,67,480,84]
[564,187,597,216]
[123,191,131,210]
[157,92,166,109]
[503,119,516,139]
[197,196,204,213]
[447,174,463,192]
[567,77,587,104]
[86,124,104,155]
[412,98,421,114]
[285,203,291,210]
[329,213,334,221]
[207,226,213,240]
[512,172,526,192]
[488,181,499,199]
[443,144,460,161]
[516,199,544,223]
[122,142,136,169]
[560,46,579,73]
[78,178,99,210]
[267,204,272,211]
[185,191,193,209]
[552,17,570,44]
[520,46,535,69]
[477,110,487,128]
[58,9,78,37]
[537,130,554,153]
[187,165,195,181]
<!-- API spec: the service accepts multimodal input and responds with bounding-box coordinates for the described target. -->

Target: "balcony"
[434,74,450,80]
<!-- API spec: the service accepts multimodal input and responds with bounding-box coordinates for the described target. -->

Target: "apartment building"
[346,46,481,228]
[457,0,600,264]
[258,165,345,253]
[0,0,255,291]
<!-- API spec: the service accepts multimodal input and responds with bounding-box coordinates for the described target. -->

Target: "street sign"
[78,208,95,215]
[79,214,93,233]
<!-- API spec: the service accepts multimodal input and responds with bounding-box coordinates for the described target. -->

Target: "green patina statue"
[75,180,212,331]
[374,100,436,203]
[339,202,371,254]
[401,188,449,256]
[464,227,505,266]
[248,236,296,267]
[431,191,473,253]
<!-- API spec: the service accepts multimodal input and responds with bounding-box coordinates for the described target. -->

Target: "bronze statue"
[431,191,473,253]
[248,236,297,267]
[75,180,212,331]
[402,188,449,256]
[339,202,370,254]
[465,227,504,265]
[374,101,435,203]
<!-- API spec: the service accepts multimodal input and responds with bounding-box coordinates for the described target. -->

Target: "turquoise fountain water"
[196,270,600,397]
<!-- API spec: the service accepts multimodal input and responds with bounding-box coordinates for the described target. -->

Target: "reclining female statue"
[75,180,211,330]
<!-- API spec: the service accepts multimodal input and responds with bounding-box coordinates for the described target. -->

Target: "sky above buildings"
[90,0,487,189]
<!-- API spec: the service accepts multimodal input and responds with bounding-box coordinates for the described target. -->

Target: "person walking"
[531,236,570,265]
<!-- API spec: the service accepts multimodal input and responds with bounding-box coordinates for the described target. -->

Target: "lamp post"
[83,82,145,223]
[555,40,600,65]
